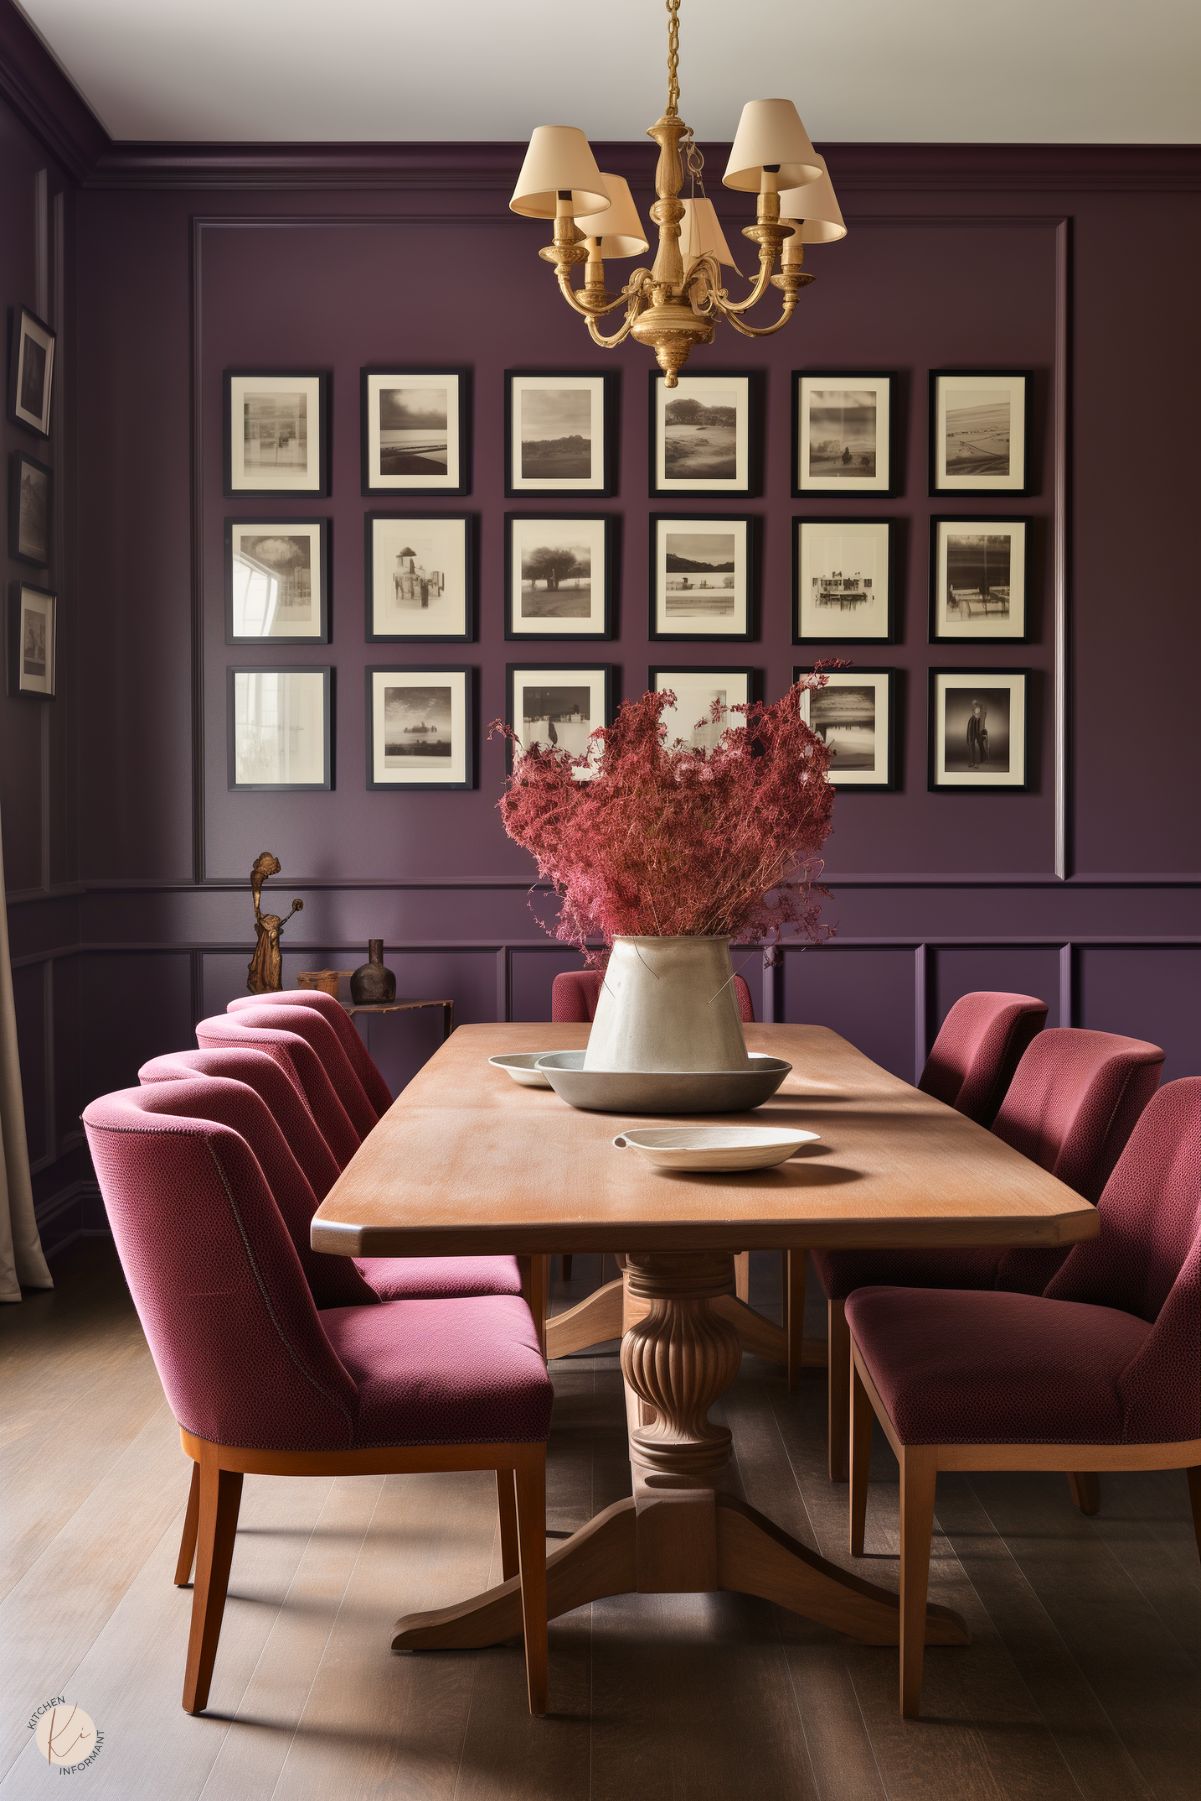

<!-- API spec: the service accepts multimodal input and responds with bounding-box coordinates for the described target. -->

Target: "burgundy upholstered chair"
[917,990,1048,1123]
[194,1011,360,1166]
[82,1078,552,1717]
[815,1026,1165,1479]
[845,1077,1201,1719]
[551,966,756,1024]
[228,988,393,1117]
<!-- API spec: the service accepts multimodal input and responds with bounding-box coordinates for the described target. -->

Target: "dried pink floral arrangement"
[492,677,836,958]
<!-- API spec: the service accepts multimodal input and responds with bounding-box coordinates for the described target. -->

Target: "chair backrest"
[228,989,392,1118]
[227,1002,378,1140]
[83,1080,357,1451]
[1045,1078,1201,1444]
[918,990,1048,1124]
[139,1046,340,1199]
[194,1014,360,1168]
[992,1026,1164,1292]
[551,966,756,1025]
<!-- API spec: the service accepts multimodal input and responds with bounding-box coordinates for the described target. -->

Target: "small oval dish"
[488,1051,558,1089]
[613,1125,818,1172]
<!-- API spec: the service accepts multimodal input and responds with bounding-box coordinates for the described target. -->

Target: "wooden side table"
[342,995,455,1043]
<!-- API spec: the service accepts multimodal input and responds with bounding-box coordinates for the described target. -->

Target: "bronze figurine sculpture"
[247,851,303,994]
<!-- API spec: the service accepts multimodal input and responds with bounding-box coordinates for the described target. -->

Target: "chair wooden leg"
[827,1299,851,1481]
[1186,1467,1201,1563]
[513,1451,548,1717]
[174,1463,200,1587]
[497,1468,520,1582]
[785,1251,806,1392]
[182,1459,243,1715]
[734,1251,751,1303]
[1067,1472,1100,1516]
[849,1355,874,1558]
[899,1446,938,1721]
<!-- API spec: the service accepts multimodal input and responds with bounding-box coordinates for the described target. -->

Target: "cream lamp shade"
[679,197,737,271]
[778,156,847,243]
[510,126,610,219]
[574,175,650,258]
[723,99,822,192]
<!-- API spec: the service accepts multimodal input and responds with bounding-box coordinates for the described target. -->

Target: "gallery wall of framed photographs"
[6,305,58,701]
[217,356,1044,808]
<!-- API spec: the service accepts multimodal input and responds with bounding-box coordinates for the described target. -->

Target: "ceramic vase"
[350,939,396,1005]
[584,935,749,1074]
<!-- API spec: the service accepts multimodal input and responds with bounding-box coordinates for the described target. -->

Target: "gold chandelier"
[509,0,845,385]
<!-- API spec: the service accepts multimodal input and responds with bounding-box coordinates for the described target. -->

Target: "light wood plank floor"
[1,1242,1198,1800]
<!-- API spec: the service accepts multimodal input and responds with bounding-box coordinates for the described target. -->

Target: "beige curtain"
[0,818,52,1302]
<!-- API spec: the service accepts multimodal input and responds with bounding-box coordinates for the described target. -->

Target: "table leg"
[392,1250,967,1654]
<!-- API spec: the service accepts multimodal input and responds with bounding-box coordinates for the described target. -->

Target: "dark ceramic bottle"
[350,938,396,1004]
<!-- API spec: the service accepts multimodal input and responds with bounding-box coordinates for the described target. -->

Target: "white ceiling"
[15,0,1201,144]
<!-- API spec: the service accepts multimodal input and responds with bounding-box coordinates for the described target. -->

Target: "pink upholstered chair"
[82,1078,552,1717]
[551,966,756,1024]
[815,1027,1164,1479]
[227,1001,379,1138]
[846,1077,1201,1719]
[194,1012,361,1165]
[917,990,1048,1123]
[229,988,393,1117]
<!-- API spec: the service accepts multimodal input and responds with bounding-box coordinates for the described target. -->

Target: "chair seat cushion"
[846,1286,1151,1446]
[354,1254,524,1301]
[811,1245,1001,1302]
[323,1294,552,1448]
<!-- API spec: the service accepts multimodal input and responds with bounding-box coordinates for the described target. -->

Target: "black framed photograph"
[505,514,616,640]
[930,370,1030,496]
[649,666,760,750]
[929,669,1029,790]
[505,370,617,497]
[650,515,756,641]
[9,581,56,698]
[793,518,894,643]
[366,666,475,790]
[361,368,469,495]
[226,520,330,643]
[793,372,895,496]
[650,371,760,497]
[10,451,52,566]
[931,518,1028,642]
[224,371,328,497]
[9,305,55,437]
[505,663,617,779]
[227,667,333,790]
[798,667,897,790]
[366,514,475,642]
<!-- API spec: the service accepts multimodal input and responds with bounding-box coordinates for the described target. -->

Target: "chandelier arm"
[707,290,801,338]
[710,250,779,315]
[585,309,640,349]
[553,267,649,320]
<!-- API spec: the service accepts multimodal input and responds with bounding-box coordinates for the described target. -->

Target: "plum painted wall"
[1,15,1199,1249]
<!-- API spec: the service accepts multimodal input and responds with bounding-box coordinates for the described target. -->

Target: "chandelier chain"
[666,0,681,115]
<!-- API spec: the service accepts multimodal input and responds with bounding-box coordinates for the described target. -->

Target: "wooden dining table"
[311,1021,1099,1657]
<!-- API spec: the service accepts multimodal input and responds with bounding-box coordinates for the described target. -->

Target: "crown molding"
[0,0,107,180]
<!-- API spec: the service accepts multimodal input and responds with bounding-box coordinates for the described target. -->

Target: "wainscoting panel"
[1075,944,1201,1063]
[782,945,918,1079]
[931,944,1065,1032]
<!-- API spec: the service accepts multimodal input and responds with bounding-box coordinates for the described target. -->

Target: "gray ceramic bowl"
[534,1051,792,1115]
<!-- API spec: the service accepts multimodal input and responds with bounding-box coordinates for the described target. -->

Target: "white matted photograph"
[9,581,56,698]
[366,514,473,642]
[793,373,894,495]
[225,372,328,496]
[650,372,757,496]
[650,666,758,752]
[650,515,755,640]
[794,519,893,643]
[226,520,329,642]
[9,305,55,437]
[799,668,896,788]
[361,368,468,494]
[506,371,615,495]
[228,667,332,789]
[505,515,614,639]
[367,666,474,789]
[930,669,1029,788]
[506,664,615,780]
[930,370,1029,495]
[10,451,52,565]
[931,519,1027,641]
